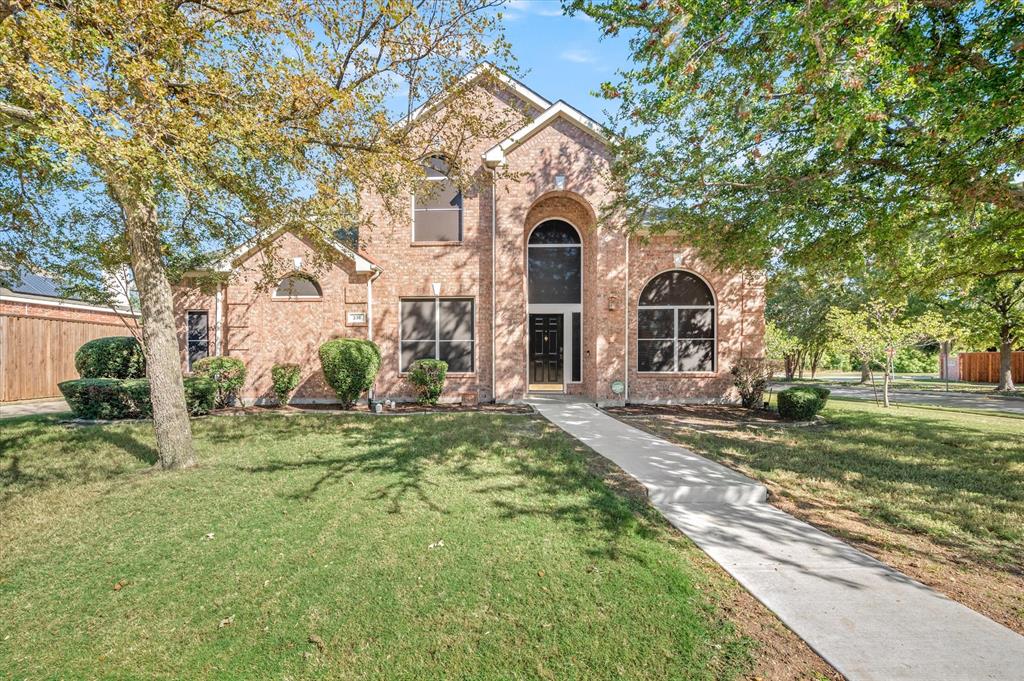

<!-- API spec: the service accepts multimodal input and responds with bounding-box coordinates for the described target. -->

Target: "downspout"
[366,267,382,400]
[623,234,629,404]
[486,162,498,402]
[215,282,224,356]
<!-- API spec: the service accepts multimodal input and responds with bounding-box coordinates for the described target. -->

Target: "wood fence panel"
[958,351,1024,384]
[1,315,132,402]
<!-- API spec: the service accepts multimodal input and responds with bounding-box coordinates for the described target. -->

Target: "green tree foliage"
[570,0,1024,279]
[948,275,1024,390]
[1,1,510,468]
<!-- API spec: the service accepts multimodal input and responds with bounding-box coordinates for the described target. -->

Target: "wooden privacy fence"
[958,351,1024,384]
[0,314,133,402]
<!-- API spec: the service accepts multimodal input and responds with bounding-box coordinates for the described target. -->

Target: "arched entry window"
[413,155,462,242]
[637,271,716,372]
[274,274,322,299]
[528,220,581,304]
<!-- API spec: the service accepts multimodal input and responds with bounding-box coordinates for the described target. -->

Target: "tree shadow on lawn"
[645,406,1024,569]
[221,413,663,556]
[0,416,158,507]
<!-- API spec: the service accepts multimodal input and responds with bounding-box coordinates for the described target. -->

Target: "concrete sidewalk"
[529,397,1024,681]
[0,398,70,419]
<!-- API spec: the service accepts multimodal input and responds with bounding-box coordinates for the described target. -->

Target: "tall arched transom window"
[637,270,716,372]
[413,155,462,242]
[527,220,581,304]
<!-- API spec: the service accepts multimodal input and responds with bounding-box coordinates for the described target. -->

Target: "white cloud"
[560,48,597,64]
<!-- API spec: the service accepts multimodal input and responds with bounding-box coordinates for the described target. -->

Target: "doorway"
[529,314,563,391]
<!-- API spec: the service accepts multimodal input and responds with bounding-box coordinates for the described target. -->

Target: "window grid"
[186,310,210,371]
[412,156,462,242]
[637,300,716,373]
[399,298,474,373]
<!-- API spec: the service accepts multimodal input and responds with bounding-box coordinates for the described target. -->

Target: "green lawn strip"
[0,414,753,680]
[779,376,1024,400]
[641,399,1023,571]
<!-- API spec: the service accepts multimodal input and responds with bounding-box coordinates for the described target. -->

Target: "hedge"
[59,377,216,420]
[75,336,146,379]
[406,359,448,405]
[191,356,246,407]
[777,386,829,421]
[319,339,381,407]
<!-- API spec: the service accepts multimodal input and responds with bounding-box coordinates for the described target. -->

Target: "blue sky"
[499,1,633,123]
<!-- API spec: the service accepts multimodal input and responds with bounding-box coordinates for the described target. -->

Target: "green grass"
[780,374,1024,399]
[637,399,1024,570]
[0,413,753,680]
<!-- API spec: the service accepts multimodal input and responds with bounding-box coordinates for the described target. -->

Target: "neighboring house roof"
[405,61,551,125]
[216,224,381,275]
[483,99,611,167]
[0,268,136,315]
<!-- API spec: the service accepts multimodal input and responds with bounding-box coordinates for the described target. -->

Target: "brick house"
[173,65,765,406]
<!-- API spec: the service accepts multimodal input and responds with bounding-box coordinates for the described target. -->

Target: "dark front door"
[530,314,563,386]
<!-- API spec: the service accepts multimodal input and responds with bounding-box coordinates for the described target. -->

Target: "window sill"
[410,241,463,247]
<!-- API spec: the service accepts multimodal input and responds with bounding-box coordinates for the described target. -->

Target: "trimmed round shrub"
[806,385,831,405]
[58,376,217,420]
[271,363,302,406]
[319,339,381,407]
[59,378,136,419]
[777,386,827,421]
[75,336,145,379]
[191,356,246,408]
[406,359,448,405]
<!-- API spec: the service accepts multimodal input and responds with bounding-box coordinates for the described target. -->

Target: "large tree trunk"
[785,353,797,380]
[810,347,824,378]
[859,360,871,384]
[120,195,197,469]
[883,354,892,407]
[997,332,1015,392]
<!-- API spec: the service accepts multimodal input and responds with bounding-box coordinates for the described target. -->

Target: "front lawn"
[0,413,775,679]
[612,400,1024,633]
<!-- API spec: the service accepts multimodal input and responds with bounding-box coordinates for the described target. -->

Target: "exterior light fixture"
[293,256,303,269]
[432,282,442,296]
[673,253,684,268]
[554,174,566,190]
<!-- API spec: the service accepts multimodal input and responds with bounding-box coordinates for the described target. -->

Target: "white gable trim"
[482,100,610,167]
[215,225,380,274]
[405,62,551,125]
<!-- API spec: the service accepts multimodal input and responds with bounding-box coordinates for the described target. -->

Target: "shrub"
[59,378,136,419]
[75,336,146,379]
[58,376,216,420]
[777,386,827,421]
[893,347,937,374]
[319,339,381,407]
[406,359,448,405]
[191,356,246,407]
[729,357,775,408]
[806,385,831,405]
[271,363,302,406]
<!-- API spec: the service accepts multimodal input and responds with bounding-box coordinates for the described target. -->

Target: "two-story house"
[172,64,765,405]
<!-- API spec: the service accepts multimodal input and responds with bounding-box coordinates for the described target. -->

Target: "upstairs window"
[274,274,322,300]
[637,270,716,373]
[413,156,462,242]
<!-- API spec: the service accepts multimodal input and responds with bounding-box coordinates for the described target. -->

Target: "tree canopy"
[571,0,1024,282]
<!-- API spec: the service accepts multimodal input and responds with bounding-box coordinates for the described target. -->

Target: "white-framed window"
[273,274,322,300]
[637,271,716,373]
[186,310,209,370]
[400,298,474,372]
[413,155,462,242]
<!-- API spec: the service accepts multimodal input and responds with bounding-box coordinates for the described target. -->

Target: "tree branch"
[0,100,38,123]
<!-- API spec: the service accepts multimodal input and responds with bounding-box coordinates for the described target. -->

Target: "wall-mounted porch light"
[554,174,566,190]
[432,282,442,296]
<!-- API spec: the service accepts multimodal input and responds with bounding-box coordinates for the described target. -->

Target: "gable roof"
[216,225,380,274]
[0,267,137,315]
[482,100,611,167]
[405,61,551,125]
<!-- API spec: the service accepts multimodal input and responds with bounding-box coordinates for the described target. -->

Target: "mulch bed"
[604,404,783,422]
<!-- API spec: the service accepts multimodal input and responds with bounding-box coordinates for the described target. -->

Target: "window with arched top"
[528,220,581,304]
[413,155,462,242]
[274,274,322,300]
[637,270,716,372]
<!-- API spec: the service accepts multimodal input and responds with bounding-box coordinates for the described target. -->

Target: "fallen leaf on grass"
[308,634,325,652]
[428,540,445,550]
[112,579,128,591]
[203,533,215,541]
[218,615,234,628]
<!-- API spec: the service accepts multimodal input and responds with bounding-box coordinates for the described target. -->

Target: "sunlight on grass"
[0,413,754,680]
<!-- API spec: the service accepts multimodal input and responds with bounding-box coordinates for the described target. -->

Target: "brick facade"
[172,69,765,405]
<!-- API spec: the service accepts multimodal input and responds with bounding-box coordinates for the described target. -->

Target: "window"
[413,156,462,242]
[400,298,474,372]
[637,271,715,372]
[528,220,581,304]
[274,274,322,299]
[187,311,209,370]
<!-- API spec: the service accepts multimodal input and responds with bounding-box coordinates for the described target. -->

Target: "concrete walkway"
[0,398,70,419]
[529,397,1024,681]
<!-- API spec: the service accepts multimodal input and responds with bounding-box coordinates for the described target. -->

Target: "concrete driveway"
[773,382,1024,415]
[0,398,70,419]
